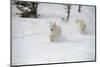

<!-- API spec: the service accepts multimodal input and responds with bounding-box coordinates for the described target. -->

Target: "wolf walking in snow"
[50,22,61,42]
[75,19,87,33]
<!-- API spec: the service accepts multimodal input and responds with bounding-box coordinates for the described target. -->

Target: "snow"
[11,2,96,66]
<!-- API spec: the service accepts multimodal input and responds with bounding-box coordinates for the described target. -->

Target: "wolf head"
[50,22,57,32]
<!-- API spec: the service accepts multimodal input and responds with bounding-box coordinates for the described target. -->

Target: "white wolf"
[50,22,61,42]
[75,19,87,33]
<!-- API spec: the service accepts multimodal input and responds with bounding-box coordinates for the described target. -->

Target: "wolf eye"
[51,28,53,31]
[82,28,84,31]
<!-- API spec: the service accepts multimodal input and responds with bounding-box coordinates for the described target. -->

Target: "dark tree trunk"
[67,4,71,21]
[78,5,81,13]
[61,4,71,22]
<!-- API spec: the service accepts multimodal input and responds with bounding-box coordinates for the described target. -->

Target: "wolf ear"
[49,21,53,27]
[54,22,56,25]
[54,22,56,26]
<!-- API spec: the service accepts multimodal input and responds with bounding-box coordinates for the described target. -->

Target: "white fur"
[50,22,61,42]
[75,19,87,33]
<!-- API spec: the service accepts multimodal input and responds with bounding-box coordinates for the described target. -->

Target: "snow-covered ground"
[11,2,96,66]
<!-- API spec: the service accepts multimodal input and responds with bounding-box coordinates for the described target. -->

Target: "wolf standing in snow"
[75,19,87,33]
[50,22,61,42]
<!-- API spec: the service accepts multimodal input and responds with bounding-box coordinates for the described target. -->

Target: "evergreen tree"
[15,1,38,18]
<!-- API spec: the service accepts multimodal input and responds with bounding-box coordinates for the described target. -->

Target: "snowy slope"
[11,3,95,66]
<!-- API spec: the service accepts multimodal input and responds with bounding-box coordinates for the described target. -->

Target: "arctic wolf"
[75,19,87,33]
[50,22,61,42]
